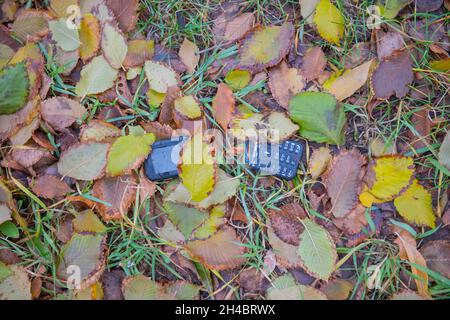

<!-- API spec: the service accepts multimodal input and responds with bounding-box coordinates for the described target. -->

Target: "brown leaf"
[40,97,86,131]
[10,9,50,42]
[0,97,40,143]
[123,39,154,68]
[320,278,353,300]
[301,46,327,82]
[10,145,51,169]
[332,203,368,235]
[376,30,405,61]
[419,240,450,279]
[92,175,137,221]
[409,108,431,149]
[269,203,307,246]
[185,227,247,270]
[394,229,430,298]
[101,269,125,300]
[178,38,199,74]
[30,175,72,199]
[105,0,139,32]
[97,71,133,107]
[212,3,240,42]
[223,13,255,43]
[268,61,305,109]
[138,169,156,203]
[323,149,366,218]
[416,0,443,12]
[212,83,235,130]
[140,121,174,140]
[371,49,414,99]
[158,86,180,125]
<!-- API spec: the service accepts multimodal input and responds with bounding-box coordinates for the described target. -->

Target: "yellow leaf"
[179,134,216,202]
[359,156,414,206]
[429,58,450,72]
[313,0,345,45]
[144,61,179,94]
[224,70,251,90]
[394,180,436,228]
[79,14,100,62]
[308,147,332,179]
[174,95,202,119]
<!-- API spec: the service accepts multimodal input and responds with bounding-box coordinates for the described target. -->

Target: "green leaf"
[0,221,19,238]
[266,274,327,300]
[377,0,412,19]
[106,133,155,177]
[0,261,12,282]
[224,70,251,90]
[164,202,208,240]
[49,18,81,52]
[297,219,337,280]
[166,281,201,300]
[289,91,346,145]
[313,0,345,45]
[193,205,226,239]
[101,22,128,69]
[122,275,166,300]
[75,55,118,97]
[0,63,29,115]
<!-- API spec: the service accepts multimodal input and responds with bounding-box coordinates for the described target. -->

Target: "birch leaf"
[49,18,80,52]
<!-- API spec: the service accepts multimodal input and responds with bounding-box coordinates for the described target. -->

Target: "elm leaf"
[289,92,346,145]
[75,55,118,97]
[101,22,128,69]
[79,13,101,62]
[0,63,29,115]
[49,18,81,52]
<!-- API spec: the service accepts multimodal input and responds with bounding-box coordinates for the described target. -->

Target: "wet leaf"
[106,132,155,177]
[49,18,81,52]
[30,175,72,199]
[179,38,199,74]
[297,218,337,280]
[75,55,119,97]
[238,23,294,73]
[101,22,128,69]
[185,227,247,270]
[269,203,307,246]
[268,61,305,109]
[58,142,110,180]
[41,97,86,131]
[0,63,29,115]
[371,49,414,99]
[289,92,346,145]
[57,233,107,290]
[313,0,345,45]
[212,83,235,130]
[179,134,216,202]
[79,13,101,62]
[92,175,137,221]
[323,149,366,218]
[394,180,436,228]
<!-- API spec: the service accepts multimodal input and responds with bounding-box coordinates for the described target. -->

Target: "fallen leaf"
[394,229,430,298]
[409,108,432,149]
[164,202,208,240]
[268,61,305,109]
[185,227,247,270]
[75,55,119,97]
[101,22,128,69]
[371,49,414,99]
[297,218,337,280]
[429,58,450,72]
[376,30,405,61]
[390,289,429,300]
[10,145,50,168]
[223,12,255,43]
[266,274,327,300]
[179,134,216,202]
[30,175,72,199]
[0,63,29,115]
[49,0,77,18]
[105,0,139,33]
[394,180,436,228]
[269,203,307,245]
[41,97,86,131]
[320,278,353,300]
[308,147,332,179]
[267,221,303,268]
[72,209,107,234]
[179,38,199,74]
[58,142,110,180]
[313,0,345,45]
[438,131,450,171]
[123,39,154,68]
[174,95,203,120]
[144,61,179,94]
[57,233,107,290]
[300,0,321,24]
[289,91,346,145]
[359,156,414,206]
[49,18,81,52]
[301,46,327,81]
[212,83,235,130]
[238,23,294,73]
[327,59,374,101]
[224,69,251,90]
[378,0,412,19]
[415,0,443,12]
[79,13,101,62]
[80,120,121,142]
[92,175,137,221]
[419,240,450,279]
[0,264,31,300]
[323,149,366,218]
[106,132,155,177]
[10,9,50,42]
